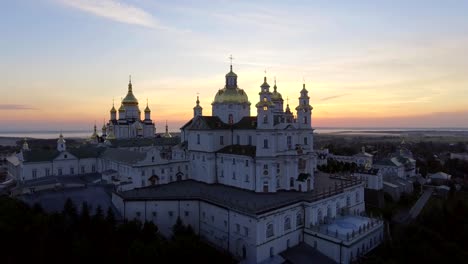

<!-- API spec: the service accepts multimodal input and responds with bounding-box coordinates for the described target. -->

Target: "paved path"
[408,188,433,219]
[393,188,433,224]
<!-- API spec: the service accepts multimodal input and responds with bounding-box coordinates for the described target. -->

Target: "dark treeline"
[364,193,468,264]
[317,159,359,174]
[0,197,235,264]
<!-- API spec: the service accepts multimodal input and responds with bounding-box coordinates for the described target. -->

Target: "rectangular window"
[304,137,308,145]
[248,136,252,145]
[287,136,292,148]
[221,157,224,163]
[58,168,62,176]
[220,136,224,145]
[236,224,240,233]
[245,160,249,167]
[185,211,189,217]
[152,212,157,217]
[91,165,96,173]
[169,211,174,217]
[245,174,249,182]
[81,166,85,174]
[244,227,249,237]
[45,168,50,176]
[32,169,37,179]
[141,170,145,176]
[236,135,240,144]
[263,139,269,149]
[263,164,268,170]
[197,134,200,144]
[221,170,224,177]
[232,172,236,179]
[70,167,74,175]
[233,158,236,165]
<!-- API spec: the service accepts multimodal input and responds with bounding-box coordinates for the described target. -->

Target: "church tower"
[255,76,274,129]
[144,99,151,121]
[57,133,66,152]
[271,78,284,125]
[295,84,313,129]
[193,96,203,117]
[110,99,117,121]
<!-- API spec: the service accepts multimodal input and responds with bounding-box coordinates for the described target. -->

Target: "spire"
[196,95,200,105]
[162,120,172,138]
[274,77,277,91]
[229,54,234,72]
[144,98,151,112]
[128,75,132,92]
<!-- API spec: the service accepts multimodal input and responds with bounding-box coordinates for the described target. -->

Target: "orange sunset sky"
[2,1,468,131]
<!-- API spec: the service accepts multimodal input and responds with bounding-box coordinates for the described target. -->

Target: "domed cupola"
[271,78,283,101]
[211,59,251,124]
[122,76,139,106]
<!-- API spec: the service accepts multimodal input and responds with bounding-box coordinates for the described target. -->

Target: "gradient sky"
[1,0,468,132]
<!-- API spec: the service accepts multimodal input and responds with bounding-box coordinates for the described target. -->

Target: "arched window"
[303,117,307,124]
[296,212,303,226]
[263,139,269,148]
[284,217,291,230]
[356,191,360,203]
[290,177,294,187]
[347,196,351,207]
[304,137,308,145]
[263,115,268,124]
[266,223,274,238]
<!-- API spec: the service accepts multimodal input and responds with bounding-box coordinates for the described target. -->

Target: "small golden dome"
[110,105,116,113]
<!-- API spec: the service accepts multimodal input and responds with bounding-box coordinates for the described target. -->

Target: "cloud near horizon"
[57,0,160,29]
[0,104,37,110]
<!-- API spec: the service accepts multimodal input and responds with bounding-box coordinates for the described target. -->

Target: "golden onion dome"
[122,79,139,106]
[271,84,283,101]
[213,88,250,104]
[110,105,116,113]
[102,124,107,131]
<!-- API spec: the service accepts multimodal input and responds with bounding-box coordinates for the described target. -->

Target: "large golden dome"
[122,79,139,106]
[213,88,249,104]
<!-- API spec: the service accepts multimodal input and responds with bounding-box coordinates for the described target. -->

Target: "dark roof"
[182,116,258,131]
[115,174,362,215]
[110,137,180,147]
[23,149,60,162]
[68,146,106,159]
[232,116,257,129]
[100,148,147,164]
[217,144,256,158]
[23,145,106,162]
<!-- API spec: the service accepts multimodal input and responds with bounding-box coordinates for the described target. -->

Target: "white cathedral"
[8,64,383,264]
[105,77,155,139]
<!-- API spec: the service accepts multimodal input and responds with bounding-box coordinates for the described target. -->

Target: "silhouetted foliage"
[0,197,235,264]
[363,194,468,263]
